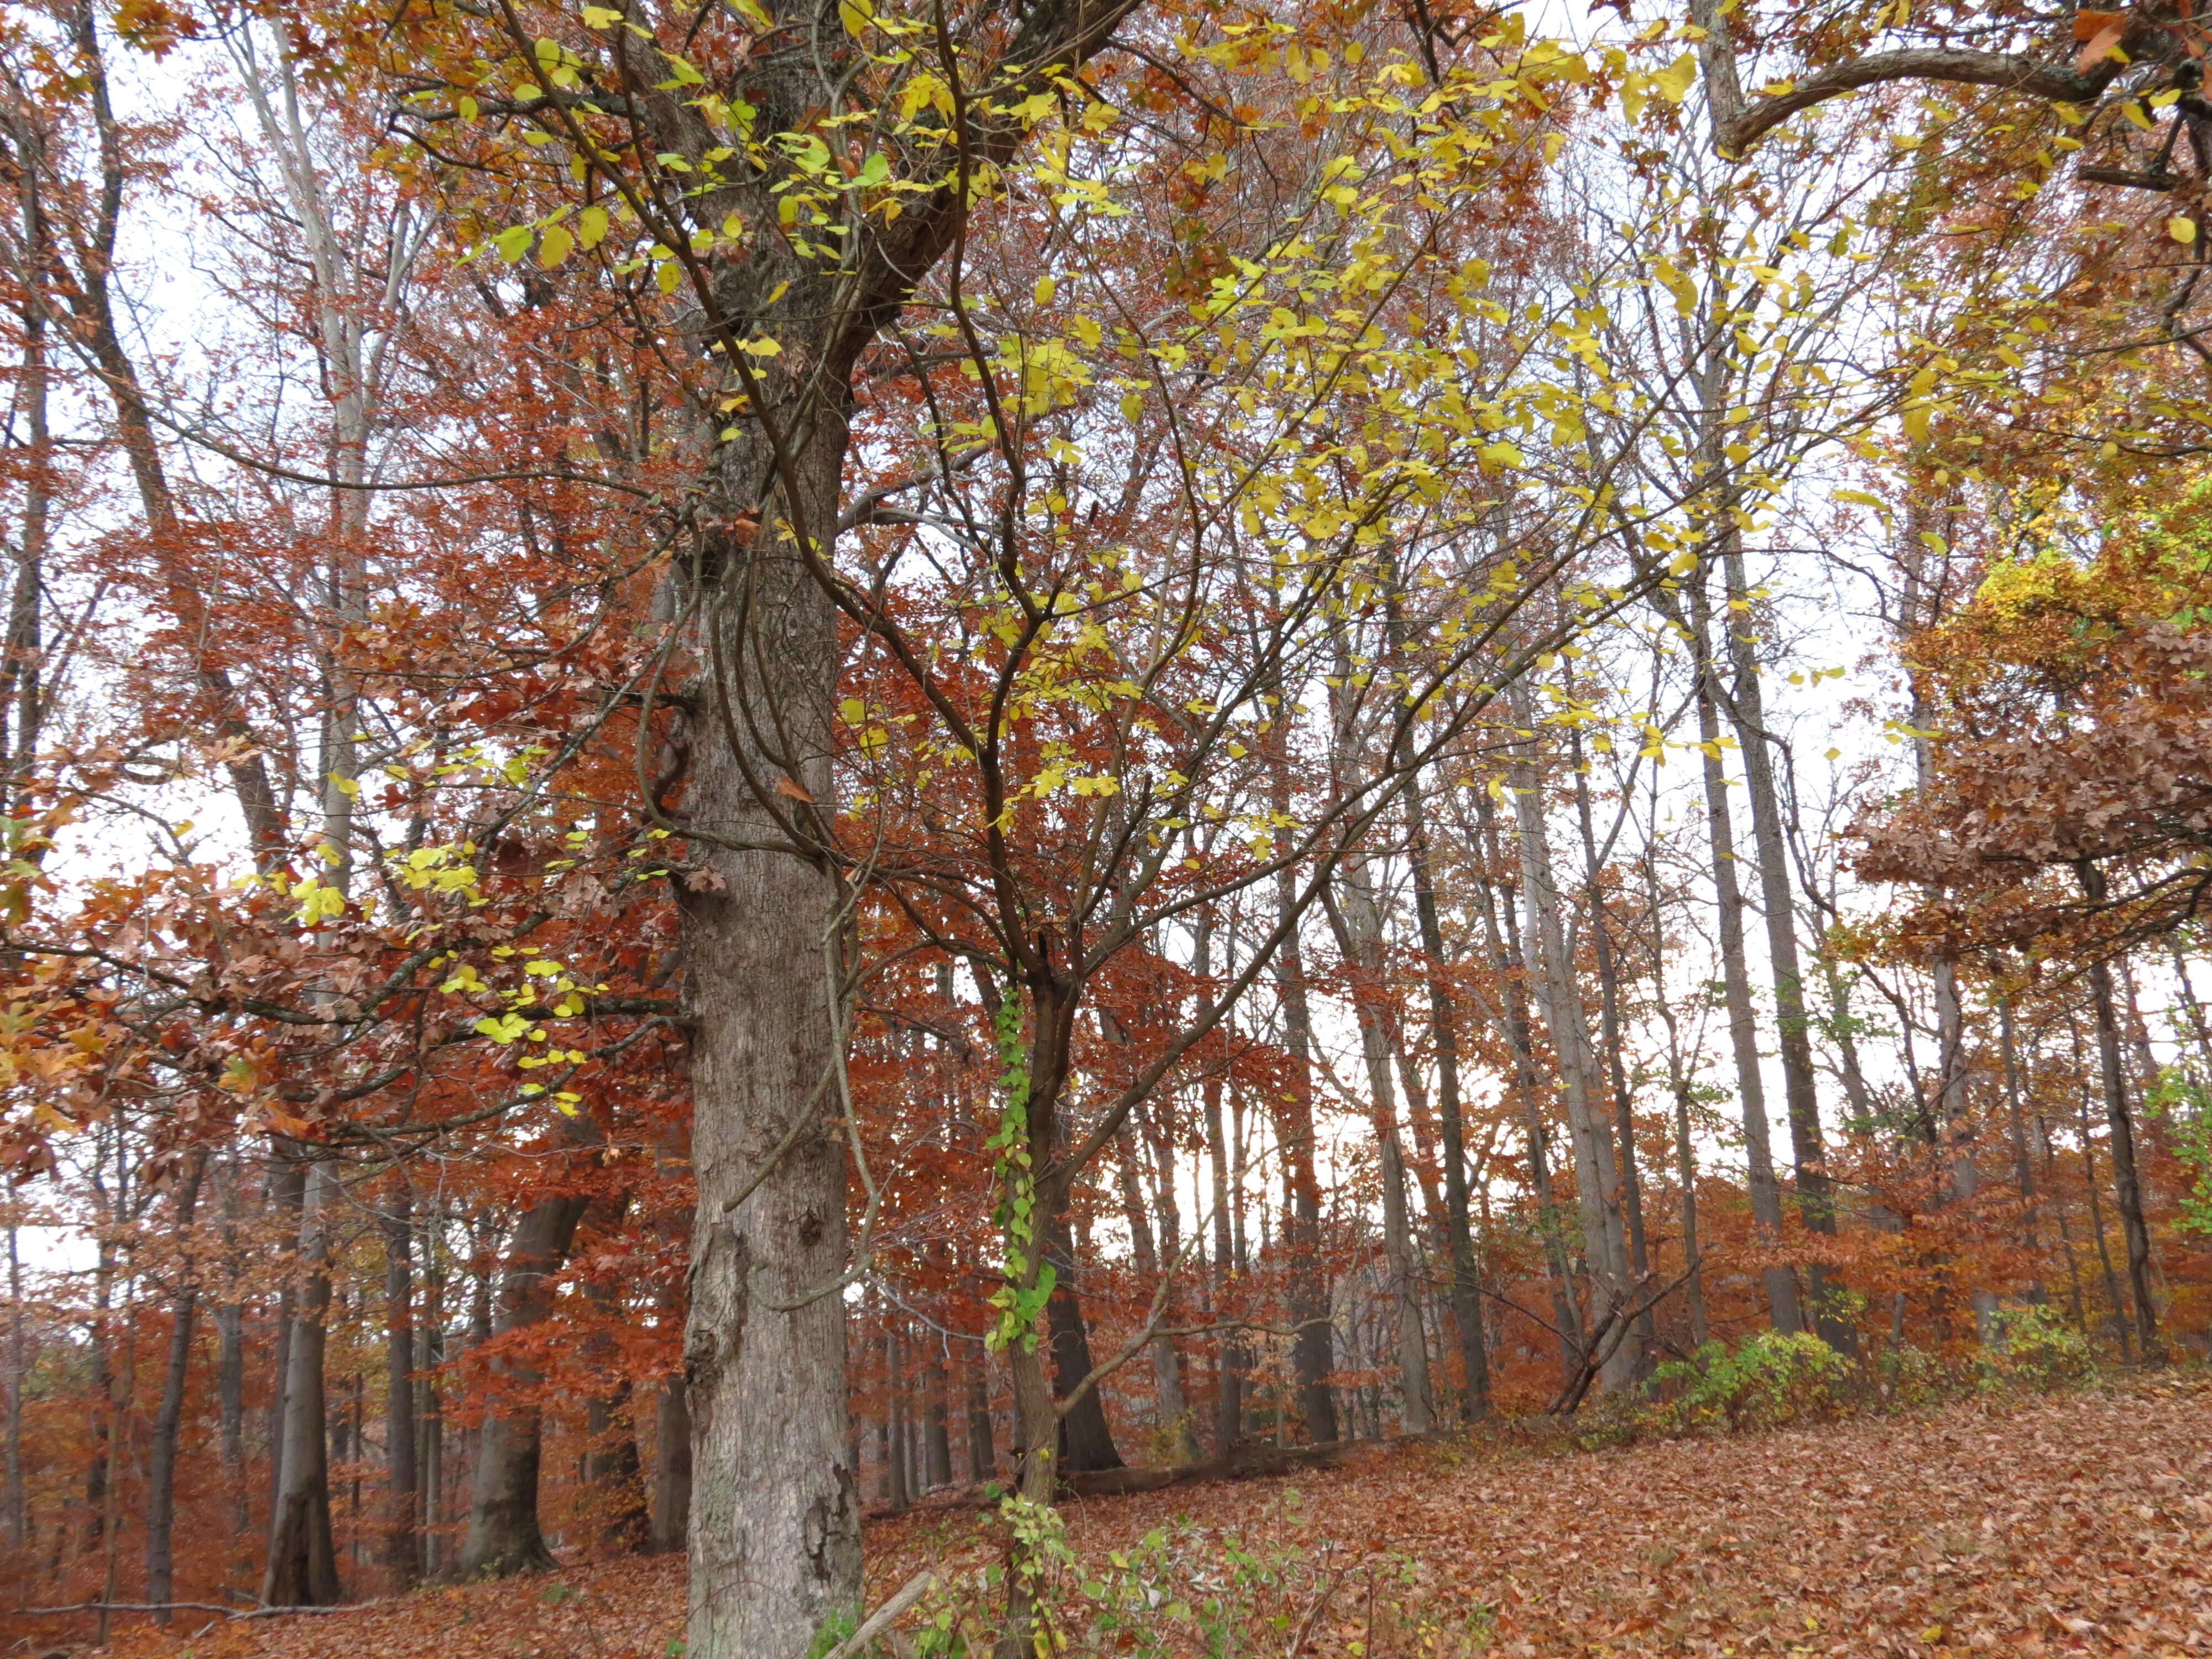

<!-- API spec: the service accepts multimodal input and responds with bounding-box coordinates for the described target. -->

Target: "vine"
[986,990,1054,1353]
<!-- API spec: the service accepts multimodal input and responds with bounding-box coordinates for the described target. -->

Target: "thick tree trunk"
[1043,1213,1123,1472]
[457,1192,589,1577]
[382,1186,419,1588]
[263,1159,340,1607]
[675,395,858,1653]
[145,1146,207,1619]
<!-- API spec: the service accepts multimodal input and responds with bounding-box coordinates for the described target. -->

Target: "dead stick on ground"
[818,1569,938,1659]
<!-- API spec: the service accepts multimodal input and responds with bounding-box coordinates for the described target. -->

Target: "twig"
[10,1599,378,1618]
[817,1569,937,1659]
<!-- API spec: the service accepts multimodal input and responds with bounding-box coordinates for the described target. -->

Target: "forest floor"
[64,1370,2212,1659]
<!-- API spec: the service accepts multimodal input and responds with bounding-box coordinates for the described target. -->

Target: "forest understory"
[39,1369,2206,1659]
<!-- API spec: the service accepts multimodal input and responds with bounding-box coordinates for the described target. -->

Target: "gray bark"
[1687,573,1802,1333]
[262,1159,340,1607]
[457,1192,589,1577]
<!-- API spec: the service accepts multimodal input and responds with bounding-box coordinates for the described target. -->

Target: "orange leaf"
[2074,17,2126,68]
[2072,7,2125,39]
[775,774,816,802]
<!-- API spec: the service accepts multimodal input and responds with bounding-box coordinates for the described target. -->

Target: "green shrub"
[1978,1304,2094,1391]
[1874,1340,1946,1408]
[1647,1331,1854,1433]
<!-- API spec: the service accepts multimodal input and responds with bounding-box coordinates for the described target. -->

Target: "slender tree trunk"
[383,1184,419,1587]
[2078,867,2162,1358]
[458,1192,591,1575]
[1570,737,1655,1374]
[1202,1049,1242,1453]
[1263,757,1338,1442]
[263,1159,341,1607]
[650,1374,691,1553]
[263,1153,306,1551]
[1404,774,1489,1418]
[1471,794,1584,1374]
[216,1156,248,1545]
[1112,1122,1191,1451]
[1687,572,1801,1333]
[145,1146,208,1620]
[418,1203,446,1577]
[1326,860,1436,1432]
[883,1325,909,1511]
[4,1207,21,1552]
[1715,551,1855,1355]
[1507,684,1635,1395]
[963,1340,994,1482]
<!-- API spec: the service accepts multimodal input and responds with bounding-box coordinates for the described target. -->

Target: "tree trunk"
[1404,774,1489,1417]
[1507,684,1635,1395]
[650,1374,691,1553]
[1325,861,1436,1433]
[263,1159,341,1607]
[1112,1121,1191,1452]
[1202,1024,1243,1453]
[146,1146,208,1620]
[2079,867,2162,1358]
[963,1338,995,1483]
[1718,549,1856,1354]
[675,421,859,1654]
[458,1192,590,1577]
[1687,572,1801,1333]
[1043,1212,1123,1472]
[383,1185,419,1587]
[4,1210,21,1551]
[1570,737,1656,1374]
[1471,792,1585,1376]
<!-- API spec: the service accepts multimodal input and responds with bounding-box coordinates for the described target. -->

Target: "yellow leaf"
[2172,215,2199,245]
[539,225,573,267]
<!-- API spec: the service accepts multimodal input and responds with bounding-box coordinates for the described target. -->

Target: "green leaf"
[494,225,534,263]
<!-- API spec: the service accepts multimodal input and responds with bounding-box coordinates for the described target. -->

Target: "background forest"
[4,0,2212,1655]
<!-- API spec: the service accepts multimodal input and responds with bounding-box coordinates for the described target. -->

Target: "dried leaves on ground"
[96,1377,2212,1658]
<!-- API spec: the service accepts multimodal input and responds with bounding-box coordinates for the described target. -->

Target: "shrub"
[1647,1332,1854,1433]
[1978,1304,2095,1392]
[1874,1340,1946,1408]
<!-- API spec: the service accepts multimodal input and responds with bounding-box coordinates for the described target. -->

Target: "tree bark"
[1687,572,1802,1333]
[1718,549,1856,1354]
[1404,773,1489,1418]
[458,1191,590,1577]
[2078,868,2162,1358]
[145,1146,208,1620]
[1324,862,1436,1433]
[262,1159,340,1607]
[650,1374,691,1553]
[1507,684,1635,1395]
[382,1184,419,1587]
